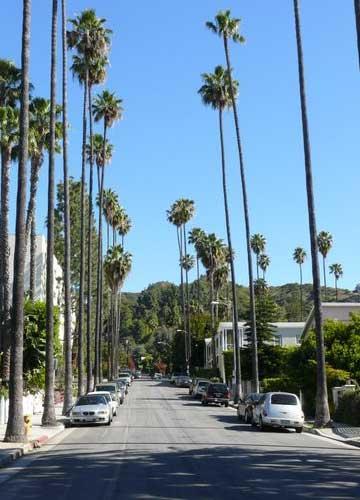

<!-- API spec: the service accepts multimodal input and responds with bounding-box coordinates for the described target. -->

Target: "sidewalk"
[305,422,360,448]
[0,404,66,468]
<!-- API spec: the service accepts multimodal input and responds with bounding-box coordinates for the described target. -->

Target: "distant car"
[153,373,162,380]
[175,375,191,388]
[202,383,230,407]
[95,383,120,404]
[115,379,128,397]
[170,373,183,385]
[253,392,304,433]
[193,380,210,399]
[87,391,118,416]
[189,378,207,395]
[237,393,263,424]
[134,371,142,379]
[118,373,132,386]
[69,394,112,426]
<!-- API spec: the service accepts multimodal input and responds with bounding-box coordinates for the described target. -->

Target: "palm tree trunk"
[210,269,216,369]
[183,224,191,365]
[86,83,94,393]
[322,256,327,301]
[293,0,330,427]
[299,263,303,321]
[107,222,109,251]
[77,73,87,397]
[335,277,338,302]
[95,121,107,384]
[196,255,200,312]
[355,0,360,69]
[219,108,241,402]
[177,226,187,371]
[29,216,36,298]
[0,148,12,381]
[61,0,73,416]
[223,36,258,394]
[42,0,58,427]
[5,0,31,443]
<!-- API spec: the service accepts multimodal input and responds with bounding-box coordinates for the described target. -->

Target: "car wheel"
[201,400,205,405]
[120,399,124,405]
[244,411,249,423]
[259,416,267,432]
[295,427,303,434]
[237,412,242,421]
[114,410,117,417]
[106,415,111,426]
[224,402,229,408]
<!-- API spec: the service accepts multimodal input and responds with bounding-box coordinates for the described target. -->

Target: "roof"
[302,302,360,339]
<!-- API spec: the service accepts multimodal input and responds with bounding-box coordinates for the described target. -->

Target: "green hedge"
[334,391,360,426]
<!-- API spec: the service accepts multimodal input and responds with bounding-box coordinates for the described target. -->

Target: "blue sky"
[1,1,359,293]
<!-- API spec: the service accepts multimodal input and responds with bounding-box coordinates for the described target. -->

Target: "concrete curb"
[0,423,65,469]
[304,425,360,448]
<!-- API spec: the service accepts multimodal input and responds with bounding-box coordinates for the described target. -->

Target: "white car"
[69,394,112,426]
[193,380,210,399]
[118,373,132,386]
[253,392,304,433]
[88,391,118,417]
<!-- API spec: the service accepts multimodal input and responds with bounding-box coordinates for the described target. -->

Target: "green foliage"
[261,377,299,395]
[334,391,360,426]
[223,350,234,383]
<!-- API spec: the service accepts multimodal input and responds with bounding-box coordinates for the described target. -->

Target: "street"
[0,379,359,499]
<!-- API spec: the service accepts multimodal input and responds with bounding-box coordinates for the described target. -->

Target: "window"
[271,394,298,405]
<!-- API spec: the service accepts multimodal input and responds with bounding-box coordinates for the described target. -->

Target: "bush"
[261,376,300,396]
[193,367,219,379]
[334,391,360,426]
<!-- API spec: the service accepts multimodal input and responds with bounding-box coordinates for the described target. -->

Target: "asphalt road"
[0,379,360,499]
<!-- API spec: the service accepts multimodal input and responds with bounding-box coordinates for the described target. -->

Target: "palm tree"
[0,59,22,107]
[42,0,58,427]
[259,254,270,280]
[5,0,31,443]
[67,8,111,395]
[206,10,258,394]
[329,263,343,302]
[199,66,241,399]
[188,228,206,311]
[61,0,73,416]
[213,263,229,321]
[102,188,119,250]
[317,231,333,301]
[355,0,360,69]
[27,98,62,299]
[293,0,330,427]
[250,234,266,279]
[104,245,132,378]
[293,247,307,320]
[0,106,18,381]
[181,254,195,274]
[117,210,132,247]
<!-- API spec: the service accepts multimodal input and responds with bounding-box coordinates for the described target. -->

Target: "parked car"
[134,370,142,379]
[118,373,132,386]
[153,372,162,380]
[87,391,118,416]
[95,383,120,403]
[253,392,304,433]
[170,373,183,384]
[189,378,205,395]
[115,379,128,397]
[193,380,210,399]
[202,383,230,407]
[175,375,191,388]
[237,393,263,423]
[69,394,112,426]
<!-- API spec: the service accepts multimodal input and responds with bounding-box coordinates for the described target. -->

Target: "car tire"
[244,411,249,423]
[295,427,303,434]
[120,399,124,405]
[259,416,267,432]
[201,400,205,405]
[237,412,242,421]
[106,416,111,426]
[114,410,117,417]
[224,402,229,408]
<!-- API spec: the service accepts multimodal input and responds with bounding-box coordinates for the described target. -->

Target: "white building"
[9,234,64,341]
[302,302,360,339]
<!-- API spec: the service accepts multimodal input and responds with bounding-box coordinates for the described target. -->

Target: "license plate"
[281,420,290,425]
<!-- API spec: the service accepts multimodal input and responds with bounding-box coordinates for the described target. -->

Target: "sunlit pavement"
[0,379,359,499]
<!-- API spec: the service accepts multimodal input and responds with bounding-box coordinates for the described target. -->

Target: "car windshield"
[77,396,106,406]
[96,385,116,393]
[210,384,227,392]
[251,393,262,402]
[271,394,298,405]
[119,373,130,378]
[198,382,209,388]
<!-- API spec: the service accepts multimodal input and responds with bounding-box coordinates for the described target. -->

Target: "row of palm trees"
[1,2,132,442]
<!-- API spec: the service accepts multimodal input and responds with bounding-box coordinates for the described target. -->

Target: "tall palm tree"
[5,0,31,443]
[293,247,307,320]
[188,227,206,311]
[102,188,119,250]
[199,66,241,399]
[317,231,333,301]
[259,254,270,280]
[61,0,73,416]
[104,245,132,379]
[329,263,343,302]
[67,8,111,395]
[117,210,132,248]
[250,233,266,279]
[355,0,360,69]
[42,0,58,427]
[293,0,330,427]
[0,106,18,381]
[27,98,62,299]
[206,10,258,394]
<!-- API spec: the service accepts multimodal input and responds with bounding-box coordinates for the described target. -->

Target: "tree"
[250,234,266,279]
[102,188,118,250]
[293,0,330,426]
[5,0,31,443]
[206,10,258,394]
[259,254,270,280]
[61,0,73,416]
[0,59,22,107]
[42,0,58,427]
[355,0,360,69]
[188,228,206,311]
[0,106,18,381]
[329,263,343,302]
[293,247,307,320]
[317,231,333,301]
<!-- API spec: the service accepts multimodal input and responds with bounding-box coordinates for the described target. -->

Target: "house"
[302,302,360,339]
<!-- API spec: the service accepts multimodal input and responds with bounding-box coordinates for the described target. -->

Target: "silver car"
[87,391,118,416]
[193,380,210,399]
[253,392,304,433]
[69,394,112,426]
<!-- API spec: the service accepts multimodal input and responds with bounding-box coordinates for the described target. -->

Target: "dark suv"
[201,383,230,407]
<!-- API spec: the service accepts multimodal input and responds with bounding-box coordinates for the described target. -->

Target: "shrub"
[261,376,300,396]
[334,391,360,426]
